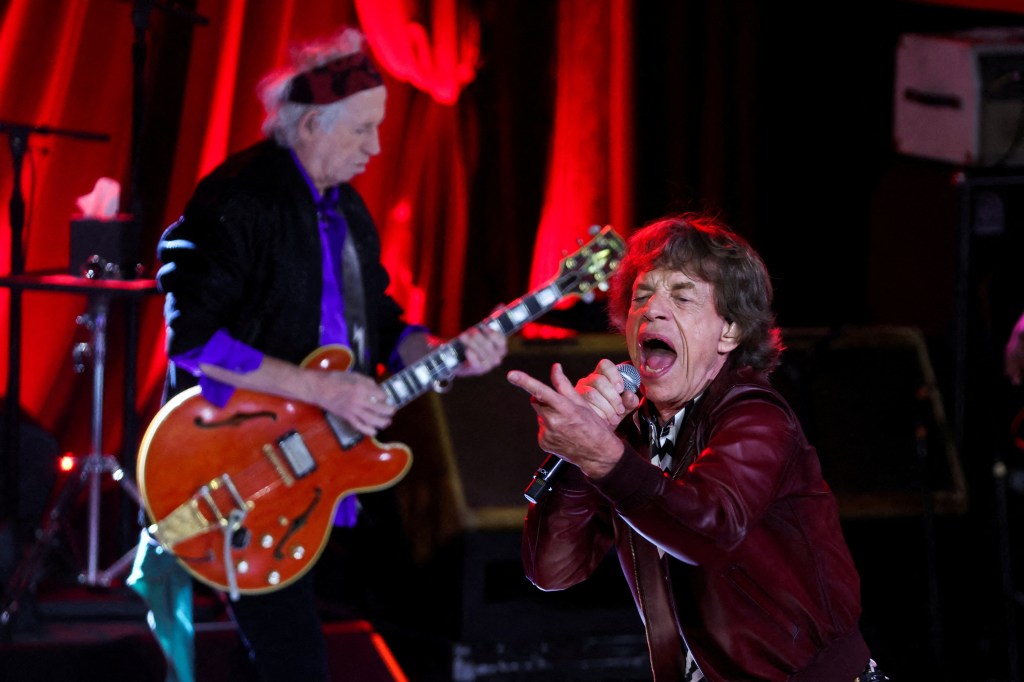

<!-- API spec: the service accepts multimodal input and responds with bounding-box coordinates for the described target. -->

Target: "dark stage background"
[2,1,1024,680]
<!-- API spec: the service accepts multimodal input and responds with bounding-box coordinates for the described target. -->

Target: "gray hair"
[257,27,368,146]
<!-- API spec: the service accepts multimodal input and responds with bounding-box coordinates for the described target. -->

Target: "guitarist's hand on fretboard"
[453,324,508,377]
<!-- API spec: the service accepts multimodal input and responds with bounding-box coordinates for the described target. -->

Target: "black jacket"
[157,139,410,396]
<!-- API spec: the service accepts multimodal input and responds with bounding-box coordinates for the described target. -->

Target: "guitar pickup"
[276,430,317,478]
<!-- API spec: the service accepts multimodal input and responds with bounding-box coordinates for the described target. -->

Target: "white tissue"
[76,177,121,219]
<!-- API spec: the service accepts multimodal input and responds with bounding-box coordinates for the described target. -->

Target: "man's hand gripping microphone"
[522,362,640,504]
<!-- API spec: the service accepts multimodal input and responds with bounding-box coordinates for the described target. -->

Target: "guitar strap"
[316,183,367,374]
[341,229,369,374]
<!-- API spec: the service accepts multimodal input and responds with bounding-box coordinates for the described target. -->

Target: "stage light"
[58,454,76,473]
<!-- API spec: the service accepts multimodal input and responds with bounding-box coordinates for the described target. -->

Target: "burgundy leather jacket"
[523,364,870,681]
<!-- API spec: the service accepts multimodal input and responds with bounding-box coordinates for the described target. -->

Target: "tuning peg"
[588,224,601,235]
[582,291,595,304]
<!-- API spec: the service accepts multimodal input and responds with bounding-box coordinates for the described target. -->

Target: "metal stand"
[79,293,145,585]
[0,274,158,636]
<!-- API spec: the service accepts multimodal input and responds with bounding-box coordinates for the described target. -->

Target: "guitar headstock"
[555,225,626,300]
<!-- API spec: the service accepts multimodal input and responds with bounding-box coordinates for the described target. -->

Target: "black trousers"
[228,571,331,682]
[224,492,415,682]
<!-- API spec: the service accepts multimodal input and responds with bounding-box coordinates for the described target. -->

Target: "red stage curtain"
[0,0,632,470]
[528,0,633,335]
[0,0,488,459]
[0,0,141,454]
[354,0,481,337]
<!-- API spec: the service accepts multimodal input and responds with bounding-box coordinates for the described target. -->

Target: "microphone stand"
[0,121,109,531]
[118,0,208,560]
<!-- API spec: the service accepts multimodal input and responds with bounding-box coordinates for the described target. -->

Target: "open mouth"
[638,333,677,377]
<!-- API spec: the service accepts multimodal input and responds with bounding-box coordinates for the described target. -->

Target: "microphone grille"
[616,362,641,394]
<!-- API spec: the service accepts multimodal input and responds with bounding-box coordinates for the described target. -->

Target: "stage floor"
[0,587,419,682]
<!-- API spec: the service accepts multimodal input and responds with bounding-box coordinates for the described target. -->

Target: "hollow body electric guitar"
[136,225,625,596]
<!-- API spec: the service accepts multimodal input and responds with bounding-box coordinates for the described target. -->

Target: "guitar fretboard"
[381,280,569,409]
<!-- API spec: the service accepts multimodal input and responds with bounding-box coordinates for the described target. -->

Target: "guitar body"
[137,345,412,595]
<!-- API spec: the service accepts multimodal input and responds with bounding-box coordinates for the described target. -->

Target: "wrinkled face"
[295,85,386,190]
[626,266,739,420]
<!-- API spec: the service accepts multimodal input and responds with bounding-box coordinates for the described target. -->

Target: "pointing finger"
[507,369,559,405]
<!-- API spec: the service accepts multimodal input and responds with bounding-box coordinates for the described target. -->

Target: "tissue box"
[69,215,141,279]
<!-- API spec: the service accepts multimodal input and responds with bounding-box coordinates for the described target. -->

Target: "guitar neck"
[379,224,624,410]
[380,279,569,410]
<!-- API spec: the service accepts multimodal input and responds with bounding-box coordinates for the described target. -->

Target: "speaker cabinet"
[894,28,1024,166]
[383,333,628,561]
[439,334,629,520]
[773,325,967,518]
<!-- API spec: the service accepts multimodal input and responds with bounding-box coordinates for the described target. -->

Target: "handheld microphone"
[523,362,641,504]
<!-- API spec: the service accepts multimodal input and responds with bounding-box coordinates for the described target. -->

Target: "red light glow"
[58,454,76,473]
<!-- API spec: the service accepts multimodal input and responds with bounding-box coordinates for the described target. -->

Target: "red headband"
[287,52,384,105]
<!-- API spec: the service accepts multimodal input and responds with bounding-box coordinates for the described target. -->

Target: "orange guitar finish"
[137,345,412,595]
